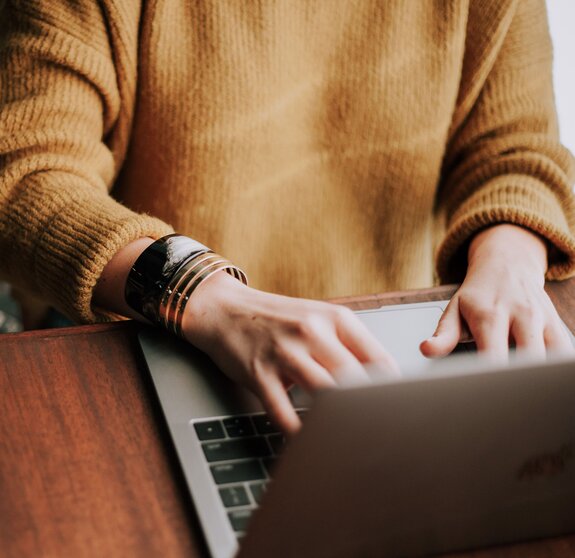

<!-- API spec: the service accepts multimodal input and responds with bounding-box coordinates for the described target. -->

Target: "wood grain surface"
[1,281,574,558]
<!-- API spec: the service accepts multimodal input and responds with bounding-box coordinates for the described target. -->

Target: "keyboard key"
[228,509,253,532]
[268,434,285,455]
[219,485,250,507]
[202,438,271,462]
[262,457,278,476]
[194,420,225,441]
[252,414,280,434]
[211,460,266,484]
[223,417,255,438]
[249,481,268,505]
[452,342,477,354]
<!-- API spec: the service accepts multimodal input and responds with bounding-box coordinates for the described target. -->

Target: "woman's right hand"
[182,271,399,434]
[94,238,398,434]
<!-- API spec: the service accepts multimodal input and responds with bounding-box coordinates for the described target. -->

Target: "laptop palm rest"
[140,330,264,422]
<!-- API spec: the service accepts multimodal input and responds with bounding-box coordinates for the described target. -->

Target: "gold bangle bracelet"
[172,259,232,337]
[166,254,229,333]
[159,251,215,330]
[124,234,247,335]
[157,252,247,337]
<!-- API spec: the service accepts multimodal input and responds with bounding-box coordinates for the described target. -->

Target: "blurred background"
[548,1,575,155]
[0,283,22,333]
[1,1,574,333]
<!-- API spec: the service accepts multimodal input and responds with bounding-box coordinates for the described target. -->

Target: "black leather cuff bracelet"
[125,234,210,323]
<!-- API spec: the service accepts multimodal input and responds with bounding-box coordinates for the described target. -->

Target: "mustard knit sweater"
[1,0,575,323]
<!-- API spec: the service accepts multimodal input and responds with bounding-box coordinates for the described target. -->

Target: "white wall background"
[547,1,575,155]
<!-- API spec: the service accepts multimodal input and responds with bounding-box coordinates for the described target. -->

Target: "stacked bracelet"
[125,234,247,336]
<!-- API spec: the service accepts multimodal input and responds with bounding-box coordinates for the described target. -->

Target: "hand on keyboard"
[421,224,574,360]
[181,272,399,434]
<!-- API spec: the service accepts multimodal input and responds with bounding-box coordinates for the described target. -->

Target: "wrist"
[468,224,548,275]
[93,237,155,319]
[181,269,249,347]
[121,234,247,336]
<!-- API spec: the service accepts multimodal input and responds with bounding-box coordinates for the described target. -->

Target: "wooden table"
[1,283,575,558]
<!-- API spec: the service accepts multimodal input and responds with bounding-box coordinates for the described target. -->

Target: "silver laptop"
[138,300,575,558]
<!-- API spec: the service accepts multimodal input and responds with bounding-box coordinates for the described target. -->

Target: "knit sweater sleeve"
[0,2,173,323]
[435,0,575,283]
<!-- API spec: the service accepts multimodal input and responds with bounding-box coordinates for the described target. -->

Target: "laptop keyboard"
[190,347,479,539]
[193,412,304,537]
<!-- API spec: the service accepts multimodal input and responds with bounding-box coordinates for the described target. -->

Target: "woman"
[1,0,574,432]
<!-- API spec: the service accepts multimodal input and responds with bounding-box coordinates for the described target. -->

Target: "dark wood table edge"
[6,278,573,339]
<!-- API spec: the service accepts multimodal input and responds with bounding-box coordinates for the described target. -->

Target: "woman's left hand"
[421,224,574,359]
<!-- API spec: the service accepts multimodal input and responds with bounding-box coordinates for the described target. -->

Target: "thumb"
[420,297,462,358]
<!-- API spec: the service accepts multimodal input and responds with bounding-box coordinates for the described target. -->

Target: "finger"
[366,360,403,382]
[334,308,400,374]
[420,297,462,358]
[467,307,509,359]
[543,322,575,354]
[536,291,575,353]
[256,374,301,435]
[310,338,370,387]
[510,315,546,358]
[280,347,338,392]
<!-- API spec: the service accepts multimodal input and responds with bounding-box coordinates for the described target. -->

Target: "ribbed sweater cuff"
[436,175,575,283]
[27,179,174,323]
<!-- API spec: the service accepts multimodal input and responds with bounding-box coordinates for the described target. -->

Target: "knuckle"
[333,305,363,332]
[293,313,324,339]
[332,305,354,321]
[515,303,539,323]
[471,305,505,325]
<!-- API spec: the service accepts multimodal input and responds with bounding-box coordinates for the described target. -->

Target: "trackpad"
[289,304,445,406]
[356,305,444,373]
